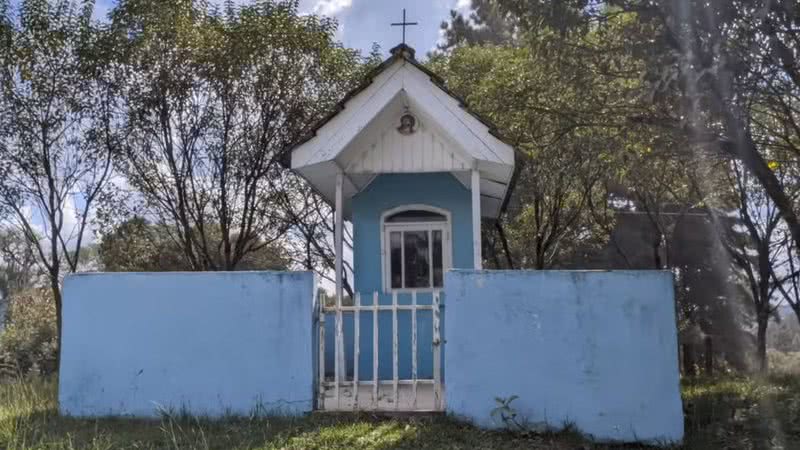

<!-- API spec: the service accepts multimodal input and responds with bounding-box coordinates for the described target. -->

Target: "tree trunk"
[704,335,713,375]
[792,303,800,329]
[495,221,515,269]
[51,276,63,375]
[756,314,769,373]
[682,343,696,377]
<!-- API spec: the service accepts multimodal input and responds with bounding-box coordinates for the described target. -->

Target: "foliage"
[768,316,800,353]
[98,0,372,274]
[441,0,794,372]
[437,0,517,52]
[682,374,800,448]
[594,0,800,330]
[0,289,57,377]
[98,216,290,272]
[0,0,117,368]
[0,228,40,302]
[768,350,800,374]
[430,10,708,270]
[490,395,526,431]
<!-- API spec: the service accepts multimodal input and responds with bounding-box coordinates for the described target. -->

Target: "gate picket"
[321,290,441,412]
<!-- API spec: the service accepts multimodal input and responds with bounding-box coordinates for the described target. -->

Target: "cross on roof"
[391,9,418,45]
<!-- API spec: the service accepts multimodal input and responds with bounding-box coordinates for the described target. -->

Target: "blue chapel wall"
[323,172,474,381]
[444,270,684,444]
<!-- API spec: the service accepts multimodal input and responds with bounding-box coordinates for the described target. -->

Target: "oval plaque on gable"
[397,113,417,135]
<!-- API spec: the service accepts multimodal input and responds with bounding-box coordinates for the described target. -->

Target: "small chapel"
[290,42,516,410]
[291,43,516,297]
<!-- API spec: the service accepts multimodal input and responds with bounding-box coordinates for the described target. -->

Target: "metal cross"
[391,9,418,45]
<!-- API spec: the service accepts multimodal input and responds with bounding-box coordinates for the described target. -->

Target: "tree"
[278,178,356,295]
[588,0,800,283]
[0,0,116,367]
[98,216,290,272]
[430,25,647,269]
[470,0,800,368]
[437,0,517,52]
[0,227,40,302]
[709,161,785,372]
[101,0,367,274]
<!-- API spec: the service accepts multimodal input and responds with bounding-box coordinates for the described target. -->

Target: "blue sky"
[91,0,471,58]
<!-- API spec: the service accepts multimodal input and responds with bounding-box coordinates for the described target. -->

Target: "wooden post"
[353,292,360,410]
[318,293,326,410]
[372,291,379,408]
[411,291,418,409]
[334,172,344,407]
[471,169,482,269]
[392,292,399,410]
[433,291,442,410]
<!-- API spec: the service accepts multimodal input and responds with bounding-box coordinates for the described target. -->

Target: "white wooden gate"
[318,291,443,412]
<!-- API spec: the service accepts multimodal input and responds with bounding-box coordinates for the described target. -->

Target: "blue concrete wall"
[324,173,471,381]
[445,270,684,444]
[59,272,316,417]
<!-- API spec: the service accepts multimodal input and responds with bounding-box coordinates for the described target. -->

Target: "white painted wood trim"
[293,62,405,167]
[433,291,442,410]
[335,172,344,300]
[411,291,418,409]
[293,61,515,169]
[353,292,360,411]
[471,169,482,270]
[334,172,344,408]
[403,66,511,165]
[322,379,437,387]
[372,291,379,408]
[319,289,444,412]
[318,294,326,409]
[392,292,399,410]
[323,304,436,312]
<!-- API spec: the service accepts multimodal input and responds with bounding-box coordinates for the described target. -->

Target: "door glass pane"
[433,230,443,287]
[390,231,402,289]
[404,231,430,288]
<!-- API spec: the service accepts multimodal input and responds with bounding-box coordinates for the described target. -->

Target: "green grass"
[0,375,798,449]
[682,374,800,449]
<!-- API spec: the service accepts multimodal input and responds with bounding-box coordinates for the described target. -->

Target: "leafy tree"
[98,216,290,272]
[101,0,368,274]
[579,0,800,292]
[430,19,651,268]
[708,161,787,372]
[437,0,517,52]
[0,0,116,366]
[0,227,40,302]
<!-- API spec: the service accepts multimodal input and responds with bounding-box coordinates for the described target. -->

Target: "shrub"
[0,288,57,377]
[768,349,800,375]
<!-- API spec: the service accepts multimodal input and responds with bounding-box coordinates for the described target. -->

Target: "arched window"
[382,206,451,292]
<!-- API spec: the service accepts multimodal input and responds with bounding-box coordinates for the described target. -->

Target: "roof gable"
[290,44,517,219]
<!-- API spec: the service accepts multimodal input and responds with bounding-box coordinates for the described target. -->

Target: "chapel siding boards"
[292,63,513,170]
[345,122,470,174]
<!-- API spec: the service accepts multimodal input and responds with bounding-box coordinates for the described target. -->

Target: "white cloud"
[312,0,353,16]
[454,0,471,12]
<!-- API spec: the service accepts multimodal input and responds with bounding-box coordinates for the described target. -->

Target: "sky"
[90,0,472,58]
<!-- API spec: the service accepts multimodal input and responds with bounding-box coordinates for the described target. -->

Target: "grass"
[682,374,800,449]
[0,375,798,449]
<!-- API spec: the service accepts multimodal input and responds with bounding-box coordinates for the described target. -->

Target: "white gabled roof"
[290,44,516,219]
